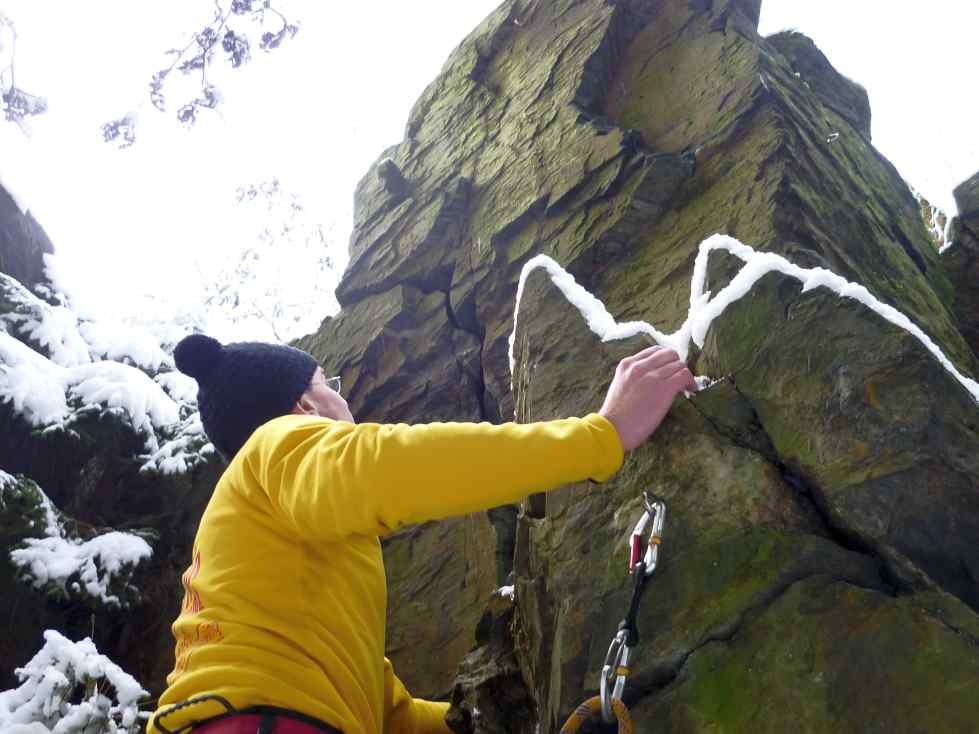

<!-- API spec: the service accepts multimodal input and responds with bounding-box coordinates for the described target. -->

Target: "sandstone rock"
[914,190,949,251]
[943,211,979,359]
[766,31,872,140]
[953,170,979,218]
[634,581,979,732]
[298,0,979,729]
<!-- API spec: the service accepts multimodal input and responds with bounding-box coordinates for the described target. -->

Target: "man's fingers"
[619,345,663,369]
[648,361,697,392]
[669,366,698,393]
[632,347,681,373]
[650,359,688,381]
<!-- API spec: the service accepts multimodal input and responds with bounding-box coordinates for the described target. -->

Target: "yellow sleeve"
[244,413,623,541]
[383,658,451,734]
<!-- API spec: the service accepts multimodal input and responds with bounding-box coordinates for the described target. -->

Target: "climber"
[149,334,696,734]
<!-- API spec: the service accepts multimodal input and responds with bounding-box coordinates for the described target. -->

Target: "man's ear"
[292,394,316,415]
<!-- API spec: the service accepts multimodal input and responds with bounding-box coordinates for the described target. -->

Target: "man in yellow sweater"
[150,333,695,734]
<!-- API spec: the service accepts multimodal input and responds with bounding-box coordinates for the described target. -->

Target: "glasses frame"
[325,375,342,396]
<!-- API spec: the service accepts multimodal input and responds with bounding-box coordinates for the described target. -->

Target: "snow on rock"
[0,629,147,734]
[510,234,979,405]
[0,274,91,368]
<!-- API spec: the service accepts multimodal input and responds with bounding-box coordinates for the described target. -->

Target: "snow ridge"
[509,234,979,405]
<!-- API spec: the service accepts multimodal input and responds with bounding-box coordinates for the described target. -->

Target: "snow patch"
[0,274,91,368]
[79,320,171,373]
[0,630,146,733]
[0,332,180,434]
[11,531,152,607]
[140,412,215,475]
[5,477,152,607]
[509,234,979,405]
[154,370,199,404]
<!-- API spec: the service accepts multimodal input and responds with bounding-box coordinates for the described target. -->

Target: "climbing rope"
[560,493,665,733]
[559,696,632,734]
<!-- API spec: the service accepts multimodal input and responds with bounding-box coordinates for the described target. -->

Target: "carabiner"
[600,630,630,723]
[628,492,665,576]
[599,493,666,724]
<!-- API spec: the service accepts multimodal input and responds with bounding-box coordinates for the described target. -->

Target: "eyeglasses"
[325,375,342,396]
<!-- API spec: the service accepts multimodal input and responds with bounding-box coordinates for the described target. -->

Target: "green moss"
[645,578,979,733]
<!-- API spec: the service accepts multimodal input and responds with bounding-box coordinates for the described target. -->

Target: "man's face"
[293,367,355,423]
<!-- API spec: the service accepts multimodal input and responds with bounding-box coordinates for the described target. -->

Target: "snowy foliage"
[102,0,300,145]
[1,273,92,368]
[201,178,340,342]
[0,630,147,734]
[0,331,176,434]
[141,411,216,475]
[510,234,979,405]
[154,370,199,404]
[3,473,153,607]
[79,321,171,374]
[0,15,48,134]
[11,531,153,608]
[0,266,215,472]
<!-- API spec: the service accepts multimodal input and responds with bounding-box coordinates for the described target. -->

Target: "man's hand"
[598,345,697,452]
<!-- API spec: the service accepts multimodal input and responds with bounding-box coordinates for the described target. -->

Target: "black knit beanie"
[173,333,318,460]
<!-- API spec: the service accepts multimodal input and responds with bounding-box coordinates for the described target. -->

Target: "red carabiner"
[629,534,642,571]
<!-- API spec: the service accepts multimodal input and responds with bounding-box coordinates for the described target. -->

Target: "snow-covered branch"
[0,630,147,734]
[2,471,153,608]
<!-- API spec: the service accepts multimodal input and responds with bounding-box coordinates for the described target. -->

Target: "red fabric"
[194,713,339,734]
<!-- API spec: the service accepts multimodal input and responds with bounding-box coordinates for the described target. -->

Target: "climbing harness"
[560,493,665,733]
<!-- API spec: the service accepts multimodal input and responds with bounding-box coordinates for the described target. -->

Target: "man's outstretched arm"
[245,346,695,541]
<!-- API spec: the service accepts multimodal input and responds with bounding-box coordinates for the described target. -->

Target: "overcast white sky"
[0,0,976,323]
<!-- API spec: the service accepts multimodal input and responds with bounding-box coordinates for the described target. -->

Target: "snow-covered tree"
[0,630,147,734]
[102,0,300,147]
[200,178,340,342]
[0,14,47,132]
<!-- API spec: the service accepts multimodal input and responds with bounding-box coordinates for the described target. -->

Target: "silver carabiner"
[599,493,666,723]
[628,493,665,576]
[600,629,630,723]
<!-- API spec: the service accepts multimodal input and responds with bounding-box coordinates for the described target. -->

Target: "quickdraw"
[560,493,666,733]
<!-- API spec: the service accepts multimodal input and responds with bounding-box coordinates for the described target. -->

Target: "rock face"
[944,170,979,358]
[914,191,949,251]
[954,170,979,218]
[0,184,54,290]
[304,0,979,731]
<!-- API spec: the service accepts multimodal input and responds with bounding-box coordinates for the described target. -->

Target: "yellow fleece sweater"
[150,414,623,734]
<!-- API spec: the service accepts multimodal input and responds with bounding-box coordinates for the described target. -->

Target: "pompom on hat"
[174,333,318,460]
